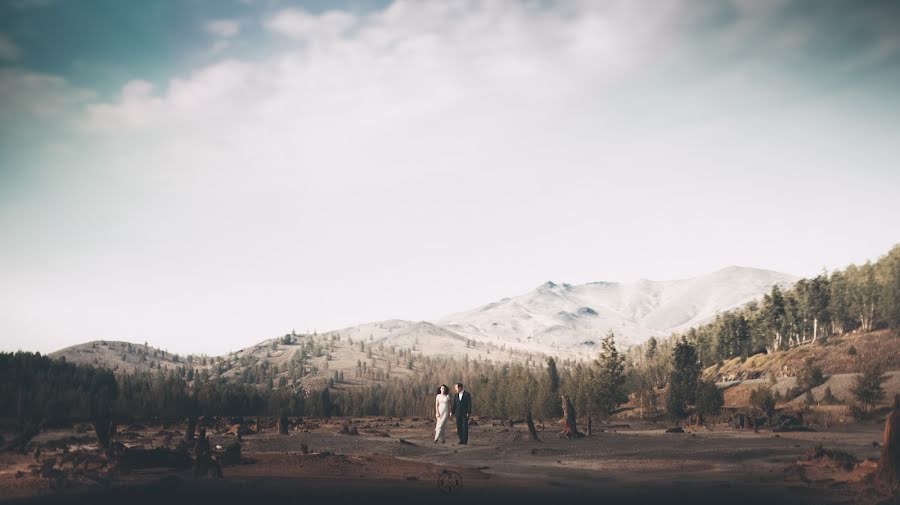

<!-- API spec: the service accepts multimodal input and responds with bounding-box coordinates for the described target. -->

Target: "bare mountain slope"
[49,266,797,374]
[438,266,797,354]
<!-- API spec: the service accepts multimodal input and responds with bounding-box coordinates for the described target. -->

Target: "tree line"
[646,245,900,368]
[5,245,897,433]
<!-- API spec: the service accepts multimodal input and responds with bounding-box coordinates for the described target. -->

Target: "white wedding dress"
[434,393,450,443]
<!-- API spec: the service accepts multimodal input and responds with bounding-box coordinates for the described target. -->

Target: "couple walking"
[434,383,471,445]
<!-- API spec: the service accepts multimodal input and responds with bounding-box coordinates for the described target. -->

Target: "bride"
[434,384,450,443]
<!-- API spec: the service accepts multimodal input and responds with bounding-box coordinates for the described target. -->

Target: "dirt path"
[1,418,890,505]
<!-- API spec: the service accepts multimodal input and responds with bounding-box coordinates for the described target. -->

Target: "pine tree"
[695,380,724,420]
[593,332,627,418]
[762,286,787,352]
[546,357,562,417]
[666,337,700,419]
[851,360,888,417]
[881,245,900,330]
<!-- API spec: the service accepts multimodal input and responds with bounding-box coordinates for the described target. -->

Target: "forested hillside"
[6,245,897,430]
[626,245,900,370]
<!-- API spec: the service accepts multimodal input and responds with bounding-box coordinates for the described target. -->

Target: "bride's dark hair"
[437,384,449,395]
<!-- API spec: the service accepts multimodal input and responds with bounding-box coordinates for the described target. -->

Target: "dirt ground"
[1,416,895,505]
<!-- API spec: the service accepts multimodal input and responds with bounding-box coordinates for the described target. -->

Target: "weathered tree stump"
[185,416,198,442]
[224,443,241,466]
[878,395,900,492]
[194,428,210,457]
[94,416,112,450]
[278,415,289,435]
[559,395,584,438]
[526,412,541,442]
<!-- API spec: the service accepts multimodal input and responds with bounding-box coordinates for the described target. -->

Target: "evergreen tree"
[762,286,787,351]
[851,360,888,417]
[593,332,628,418]
[695,380,724,420]
[879,246,900,330]
[546,357,562,417]
[666,338,700,419]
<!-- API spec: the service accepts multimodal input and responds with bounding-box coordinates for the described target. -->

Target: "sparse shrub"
[850,359,888,418]
[773,389,784,403]
[804,389,815,406]
[847,345,857,356]
[822,386,840,405]
[750,387,776,420]
[790,358,826,399]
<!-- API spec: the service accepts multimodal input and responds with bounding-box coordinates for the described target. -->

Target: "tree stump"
[94,416,112,450]
[526,412,541,442]
[224,443,241,466]
[195,428,210,457]
[560,395,584,438]
[587,416,592,437]
[278,415,289,435]
[185,416,198,442]
[878,395,900,492]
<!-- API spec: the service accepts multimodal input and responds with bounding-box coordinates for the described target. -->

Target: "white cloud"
[4,0,900,354]
[0,33,20,61]
[0,68,94,125]
[204,19,241,38]
[264,8,356,41]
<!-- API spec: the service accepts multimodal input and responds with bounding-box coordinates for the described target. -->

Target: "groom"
[450,383,472,445]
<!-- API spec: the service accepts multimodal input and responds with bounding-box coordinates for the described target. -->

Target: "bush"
[822,386,840,405]
[804,389,815,406]
[796,358,825,391]
[749,387,776,419]
[773,389,784,403]
[847,345,857,356]
[850,360,887,418]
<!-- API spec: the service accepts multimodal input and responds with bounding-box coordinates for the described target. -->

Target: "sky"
[1,0,899,356]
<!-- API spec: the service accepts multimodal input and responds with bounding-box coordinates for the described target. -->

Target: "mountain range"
[51,266,797,371]
[328,265,797,358]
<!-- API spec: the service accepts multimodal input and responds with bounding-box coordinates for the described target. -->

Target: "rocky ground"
[0,416,896,505]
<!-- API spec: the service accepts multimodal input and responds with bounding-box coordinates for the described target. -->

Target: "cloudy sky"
[1,0,899,355]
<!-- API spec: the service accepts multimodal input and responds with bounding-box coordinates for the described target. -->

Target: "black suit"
[450,390,472,444]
